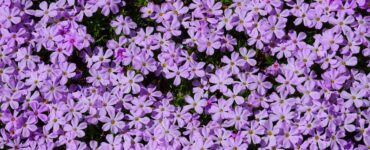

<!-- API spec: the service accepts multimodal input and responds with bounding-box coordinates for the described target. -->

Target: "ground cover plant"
[0,0,369,149]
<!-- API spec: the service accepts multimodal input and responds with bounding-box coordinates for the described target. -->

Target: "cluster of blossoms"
[0,0,369,149]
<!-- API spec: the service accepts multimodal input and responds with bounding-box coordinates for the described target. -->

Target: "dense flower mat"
[0,0,369,149]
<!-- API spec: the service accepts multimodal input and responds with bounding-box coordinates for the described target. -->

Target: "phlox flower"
[340,87,367,108]
[100,110,125,133]
[111,15,137,35]
[63,119,87,138]
[208,98,233,121]
[184,93,207,114]
[98,0,123,16]
[100,134,122,150]
[209,69,233,93]
[276,70,304,94]
[198,35,221,55]
[34,1,57,22]
[0,7,21,27]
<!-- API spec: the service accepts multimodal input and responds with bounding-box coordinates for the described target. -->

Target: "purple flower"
[198,35,221,55]
[276,70,304,94]
[218,9,234,30]
[247,73,272,95]
[111,15,137,35]
[15,47,40,70]
[0,0,369,149]
[132,54,157,75]
[221,52,244,74]
[173,108,192,127]
[233,9,250,32]
[301,130,329,150]
[27,101,48,122]
[262,120,280,148]
[224,106,249,130]
[166,0,189,17]
[224,85,244,105]
[100,134,122,150]
[329,13,355,33]
[0,7,21,27]
[157,19,181,37]
[321,69,348,90]
[277,126,302,149]
[261,15,286,39]
[98,0,123,16]
[271,43,295,59]
[100,110,124,133]
[242,121,265,144]
[165,65,189,86]
[140,2,155,18]
[45,110,66,132]
[40,79,67,101]
[328,129,347,150]
[34,1,57,21]
[321,30,344,51]
[127,111,149,129]
[184,93,207,114]
[58,62,76,85]
[188,62,205,79]
[270,104,295,128]
[16,117,37,138]
[239,47,257,66]
[64,119,87,138]
[209,69,234,93]
[340,87,367,108]
[92,48,113,69]
[308,9,329,29]
[208,98,232,121]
